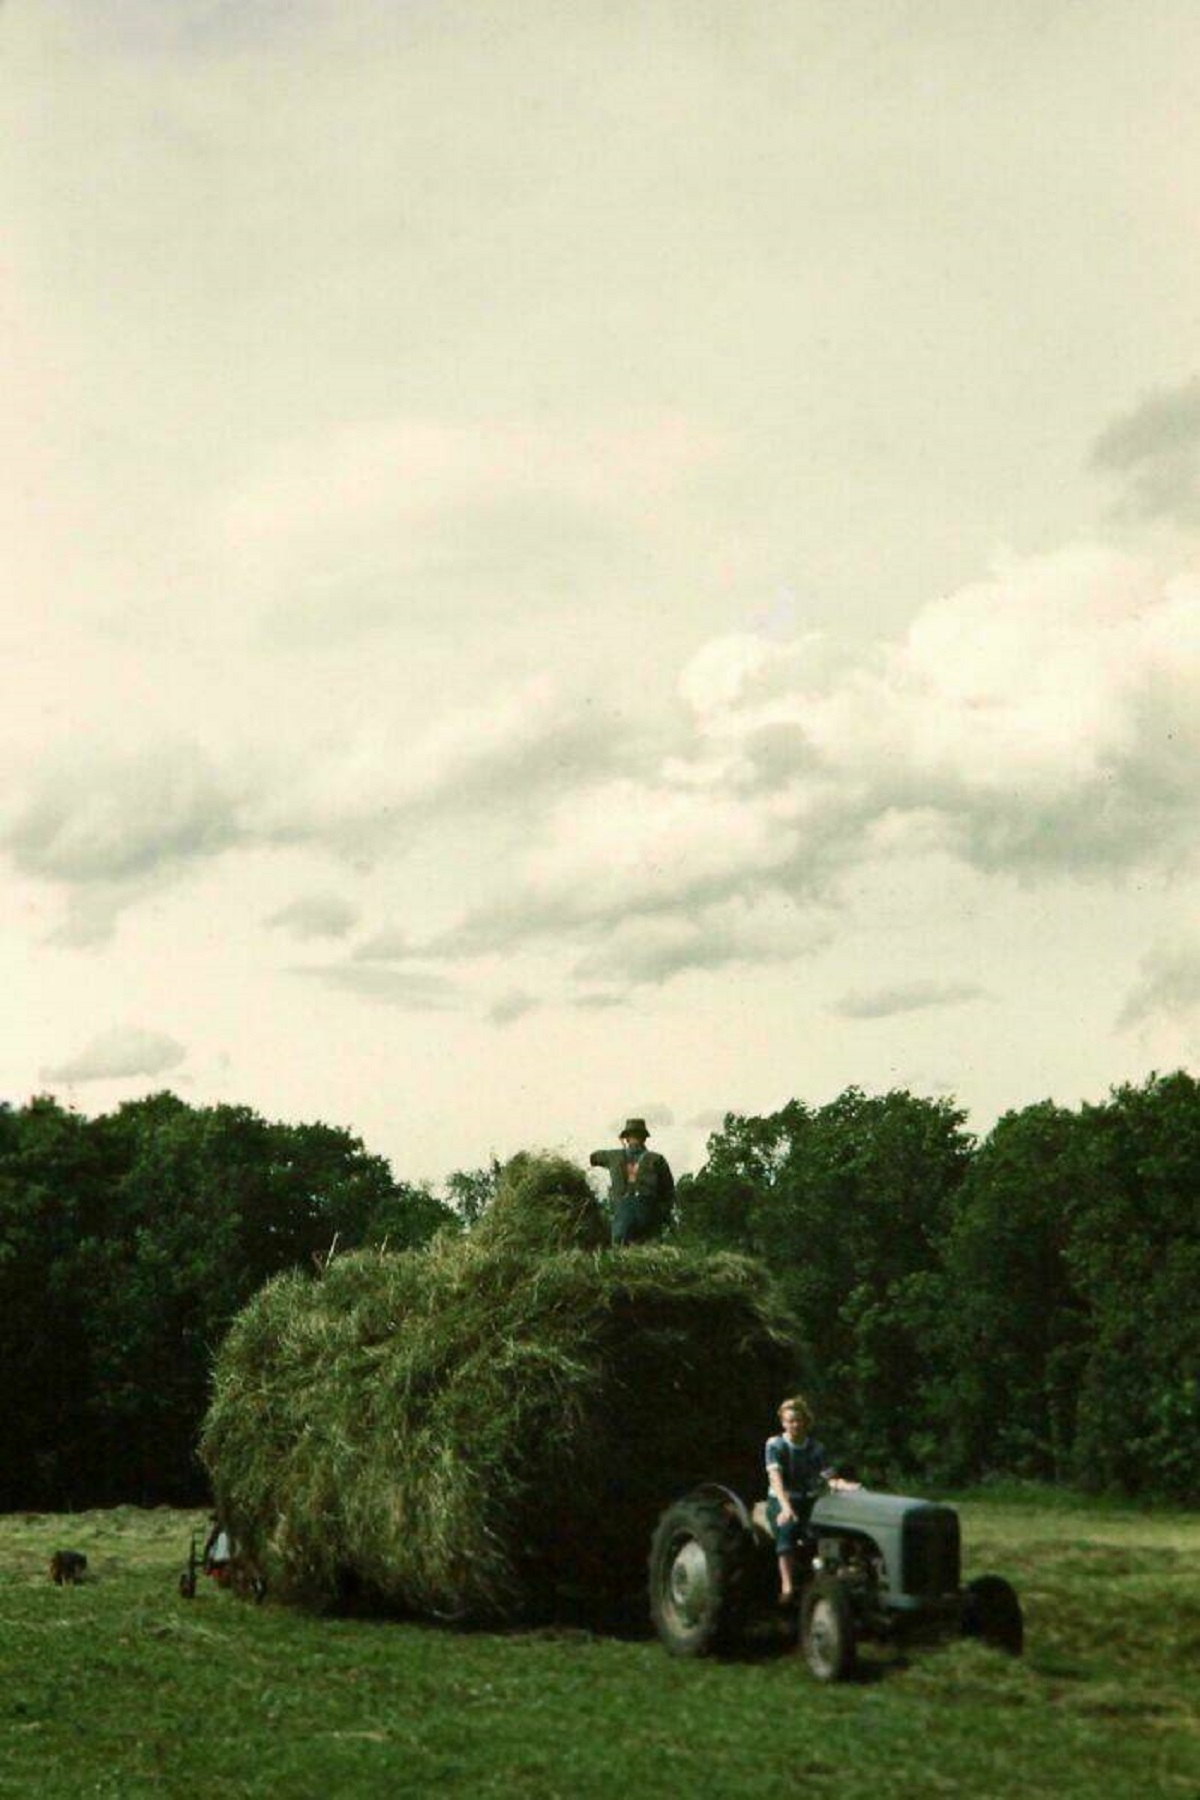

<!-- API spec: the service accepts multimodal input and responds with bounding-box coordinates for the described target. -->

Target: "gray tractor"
[649,1481,1023,1680]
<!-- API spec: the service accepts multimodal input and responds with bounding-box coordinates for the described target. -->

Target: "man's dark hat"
[620,1117,650,1139]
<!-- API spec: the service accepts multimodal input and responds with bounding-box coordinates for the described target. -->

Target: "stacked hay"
[200,1154,798,1619]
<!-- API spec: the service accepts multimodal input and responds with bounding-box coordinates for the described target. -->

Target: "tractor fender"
[683,1482,755,1536]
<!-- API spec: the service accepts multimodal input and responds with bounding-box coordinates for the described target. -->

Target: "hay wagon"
[200,1159,803,1624]
[649,1480,1024,1680]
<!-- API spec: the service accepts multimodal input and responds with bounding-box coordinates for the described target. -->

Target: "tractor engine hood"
[809,1488,957,1532]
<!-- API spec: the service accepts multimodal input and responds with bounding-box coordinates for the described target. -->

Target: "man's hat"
[620,1117,650,1139]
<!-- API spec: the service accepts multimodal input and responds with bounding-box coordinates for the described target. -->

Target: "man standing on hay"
[590,1117,675,1245]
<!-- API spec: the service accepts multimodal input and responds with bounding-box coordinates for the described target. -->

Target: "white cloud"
[687,1108,729,1131]
[0,680,632,943]
[265,893,358,939]
[42,1026,186,1084]
[352,927,413,963]
[220,414,723,640]
[488,778,800,933]
[830,980,987,1021]
[487,990,538,1028]
[1,742,250,946]
[574,895,830,987]
[5,742,244,886]
[1119,931,1200,1029]
[425,548,1200,991]
[293,964,458,1010]
[10,546,1194,1002]
[1091,376,1200,526]
[45,882,155,951]
[244,677,633,857]
[681,545,1200,878]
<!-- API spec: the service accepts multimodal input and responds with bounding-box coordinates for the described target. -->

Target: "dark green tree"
[679,1089,973,1476]
[1063,1072,1200,1500]
[362,1179,459,1249]
[930,1100,1088,1483]
[0,1092,451,1505]
[0,1096,133,1505]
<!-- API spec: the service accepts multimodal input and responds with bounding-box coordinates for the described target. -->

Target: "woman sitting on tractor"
[765,1394,858,1606]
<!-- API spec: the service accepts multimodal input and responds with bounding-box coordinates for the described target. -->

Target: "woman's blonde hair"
[778,1394,813,1429]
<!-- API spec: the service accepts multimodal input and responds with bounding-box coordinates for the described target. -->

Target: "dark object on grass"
[961,1573,1024,1655]
[648,1480,1025,1681]
[221,1552,268,1604]
[200,1153,797,1621]
[179,1524,267,1604]
[240,1566,269,1605]
[49,1550,87,1586]
[179,1534,198,1599]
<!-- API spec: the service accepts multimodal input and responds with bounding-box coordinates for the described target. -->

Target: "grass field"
[1,1489,1197,1799]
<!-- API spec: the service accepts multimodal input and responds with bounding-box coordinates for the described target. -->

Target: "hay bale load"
[200,1154,798,1620]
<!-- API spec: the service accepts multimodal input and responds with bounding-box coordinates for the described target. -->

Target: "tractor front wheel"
[962,1575,1024,1655]
[800,1573,858,1681]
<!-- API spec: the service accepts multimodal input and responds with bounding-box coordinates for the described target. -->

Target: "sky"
[3,0,1198,1185]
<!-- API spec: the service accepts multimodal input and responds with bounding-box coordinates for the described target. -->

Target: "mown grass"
[1,1491,1197,1799]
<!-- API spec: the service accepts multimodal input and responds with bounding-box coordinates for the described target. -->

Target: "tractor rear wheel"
[649,1494,752,1656]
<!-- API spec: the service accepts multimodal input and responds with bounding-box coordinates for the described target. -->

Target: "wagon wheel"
[961,1575,1024,1655]
[800,1573,858,1682]
[648,1494,752,1656]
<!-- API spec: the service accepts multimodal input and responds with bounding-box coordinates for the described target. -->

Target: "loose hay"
[200,1154,798,1620]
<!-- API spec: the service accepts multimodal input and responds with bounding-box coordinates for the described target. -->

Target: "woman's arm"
[766,1459,795,1521]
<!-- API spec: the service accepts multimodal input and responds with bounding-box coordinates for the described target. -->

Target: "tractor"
[649,1480,1023,1680]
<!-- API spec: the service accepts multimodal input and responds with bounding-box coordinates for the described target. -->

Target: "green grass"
[1,1493,1197,1799]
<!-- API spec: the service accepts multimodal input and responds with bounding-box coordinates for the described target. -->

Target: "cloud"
[678,546,1200,882]
[487,990,538,1028]
[247,677,640,858]
[223,414,723,642]
[1118,932,1200,1029]
[45,882,152,950]
[10,546,1197,1000]
[573,895,830,987]
[389,685,629,819]
[2,741,250,945]
[1,680,634,939]
[429,547,1200,990]
[293,963,458,1010]
[62,0,322,60]
[435,778,810,963]
[1091,377,1200,526]
[265,893,358,939]
[687,1109,730,1130]
[6,742,243,885]
[42,1026,187,1084]
[352,927,413,962]
[829,980,987,1021]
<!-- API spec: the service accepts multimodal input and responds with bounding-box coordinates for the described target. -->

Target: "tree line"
[1,1072,1196,1510]
[675,1072,1199,1502]
[0,1092,457,1509]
